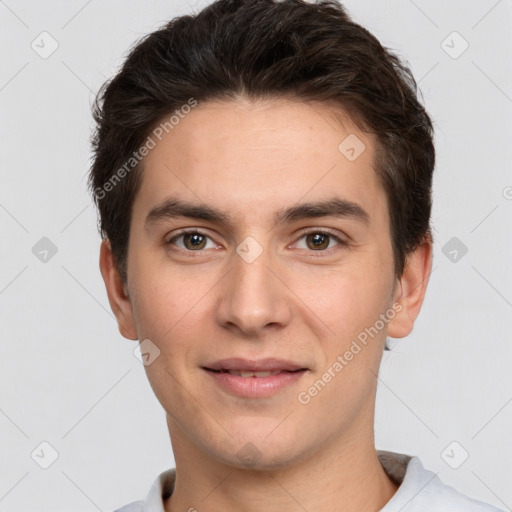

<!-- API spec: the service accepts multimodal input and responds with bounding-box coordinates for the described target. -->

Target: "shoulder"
[379,452,505,512]
[407,459,503,512]
[111,468,176,512]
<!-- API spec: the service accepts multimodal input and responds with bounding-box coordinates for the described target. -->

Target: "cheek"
[129,281,179,339]
[128,266,220,392]
[304,273,389,396]
[299,265,392,339]
[128,252,210,337]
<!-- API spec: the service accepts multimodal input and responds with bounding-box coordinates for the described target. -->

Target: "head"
[90,0,434,470]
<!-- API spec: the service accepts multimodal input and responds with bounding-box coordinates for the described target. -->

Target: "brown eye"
[182,232,207,250]
[168,230,216,251]
[293,230,346,253]
[305,232,331,250]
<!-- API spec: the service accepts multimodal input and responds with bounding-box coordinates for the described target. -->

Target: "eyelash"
[166,228,348,254]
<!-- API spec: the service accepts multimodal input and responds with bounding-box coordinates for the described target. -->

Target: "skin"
[100,98,432,512]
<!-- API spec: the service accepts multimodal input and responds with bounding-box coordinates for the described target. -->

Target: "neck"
[165,427,398,512]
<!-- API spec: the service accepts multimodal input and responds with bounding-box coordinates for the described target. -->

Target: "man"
[89,0,503,510]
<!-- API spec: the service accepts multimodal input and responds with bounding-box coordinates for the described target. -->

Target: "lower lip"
[204,369,307,398]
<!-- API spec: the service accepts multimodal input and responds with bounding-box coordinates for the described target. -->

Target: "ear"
[99,239,138,340]
[387,239,432,339]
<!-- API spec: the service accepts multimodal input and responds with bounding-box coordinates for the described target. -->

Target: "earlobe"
[99,239,138,340]
[387,240,433,339]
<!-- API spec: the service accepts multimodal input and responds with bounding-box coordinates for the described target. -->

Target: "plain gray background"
[1,0,511,510]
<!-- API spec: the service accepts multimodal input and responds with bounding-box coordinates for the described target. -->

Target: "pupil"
[186,233,205,249]
[308,233,328,250]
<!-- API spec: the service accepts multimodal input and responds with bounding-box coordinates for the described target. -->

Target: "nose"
[214,244,292,337]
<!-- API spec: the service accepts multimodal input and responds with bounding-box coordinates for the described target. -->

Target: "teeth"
[226,370,281,377]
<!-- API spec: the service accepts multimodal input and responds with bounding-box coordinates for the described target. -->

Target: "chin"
[218,447,302,472]
[203,431,306,472]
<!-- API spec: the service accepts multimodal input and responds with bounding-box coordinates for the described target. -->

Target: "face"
[101,98,430,470]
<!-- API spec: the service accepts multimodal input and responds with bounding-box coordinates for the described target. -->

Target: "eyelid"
[165,227,349,252]
[290,228,349,250]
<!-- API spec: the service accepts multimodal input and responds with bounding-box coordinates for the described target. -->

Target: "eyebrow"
[145,196,369,229]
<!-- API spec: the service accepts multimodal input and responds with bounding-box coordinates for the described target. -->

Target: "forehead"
[134,98,386,226]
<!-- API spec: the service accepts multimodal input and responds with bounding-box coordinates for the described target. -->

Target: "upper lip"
[204,358,307,372]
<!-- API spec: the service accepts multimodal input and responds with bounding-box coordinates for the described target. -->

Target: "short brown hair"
[89,0,435,281]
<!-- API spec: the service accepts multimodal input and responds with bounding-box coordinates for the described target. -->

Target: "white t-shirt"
[114,450,504,512]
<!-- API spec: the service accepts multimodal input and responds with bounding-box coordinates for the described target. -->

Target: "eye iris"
[184,233,206,250]
[306,233,329,250]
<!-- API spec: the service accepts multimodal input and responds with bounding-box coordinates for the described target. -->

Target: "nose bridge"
[215,238,291,335]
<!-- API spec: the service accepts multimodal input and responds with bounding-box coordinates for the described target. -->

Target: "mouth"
[204,357,308,373]
[202,358,309,398]
[204,368,304,378]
